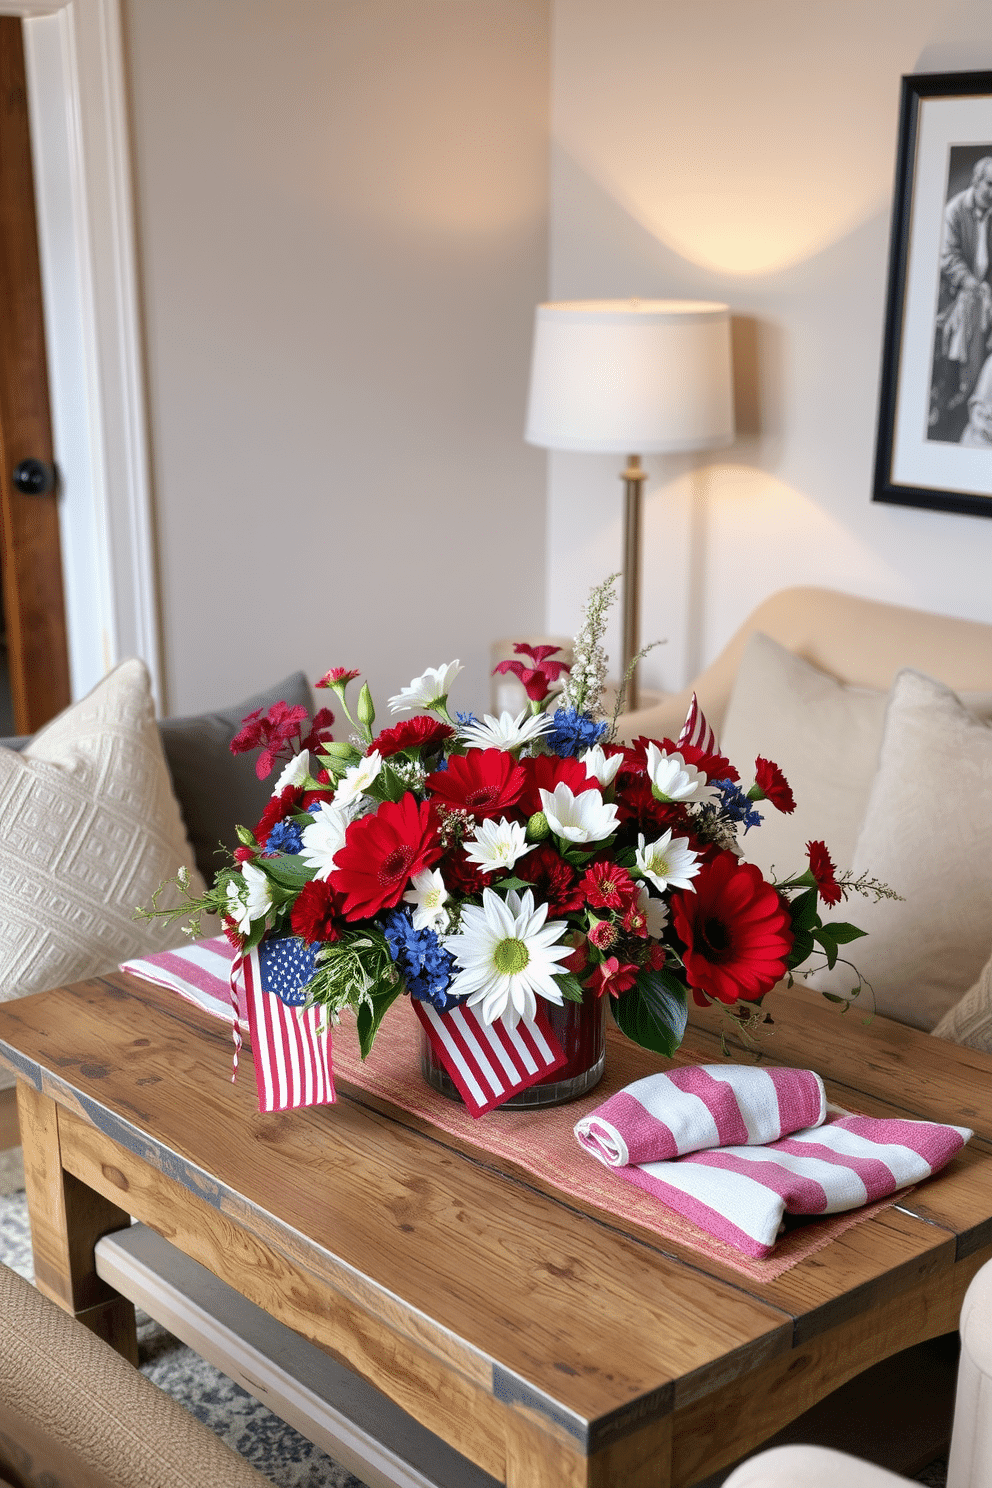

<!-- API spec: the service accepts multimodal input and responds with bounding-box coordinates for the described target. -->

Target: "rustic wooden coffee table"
[1,972,991,1488]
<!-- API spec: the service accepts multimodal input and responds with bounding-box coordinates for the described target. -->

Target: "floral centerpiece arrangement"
[150,576,891,1110]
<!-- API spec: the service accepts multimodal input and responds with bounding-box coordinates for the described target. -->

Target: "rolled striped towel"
[574,1064,827,1167]
[619,1114,973,1258]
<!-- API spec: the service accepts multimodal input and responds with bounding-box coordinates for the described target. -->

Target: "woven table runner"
[330,1000,904,1284]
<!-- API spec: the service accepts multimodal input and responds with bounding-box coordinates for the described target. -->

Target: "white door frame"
[0,0,160,709]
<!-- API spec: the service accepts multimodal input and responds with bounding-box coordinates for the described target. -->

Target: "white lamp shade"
[525,299,735,453]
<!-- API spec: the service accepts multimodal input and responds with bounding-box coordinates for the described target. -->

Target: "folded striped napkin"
[574,1064,827,1166]
[121,935,247,1026]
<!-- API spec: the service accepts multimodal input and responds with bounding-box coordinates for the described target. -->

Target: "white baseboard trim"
[95,1224,498,1488]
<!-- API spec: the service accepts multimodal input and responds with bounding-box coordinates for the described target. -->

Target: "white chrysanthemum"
[387,661,462,714]
[463,817,529,874]
[637,884,669,939]
[446,888,571,1028]
[458,708,553,751]
[333,750,383,808]
[226,862,272,934]
[300,801,352,881]
[271,749,310,796]
[540,782,619,844]
[635,829,701,893]
[580,744,623,788]
[644,742,716,804]
[402,867,449,931]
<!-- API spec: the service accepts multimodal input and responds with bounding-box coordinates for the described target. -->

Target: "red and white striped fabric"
[586,1110,973,1259]
[676,692,717,755]
[574,1064,826,1167]
[121,935,247,1027]
[414,999,566,1117]
[242,946,335,1113]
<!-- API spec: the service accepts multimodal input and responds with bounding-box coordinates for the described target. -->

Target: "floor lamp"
[525,299,734,711]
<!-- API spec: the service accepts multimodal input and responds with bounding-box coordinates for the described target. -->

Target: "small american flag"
[676,692,718,756]
[414,998,567,1117]
[243,939,335,1113]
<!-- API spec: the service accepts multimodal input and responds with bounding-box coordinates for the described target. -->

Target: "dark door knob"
[12,458,56,495]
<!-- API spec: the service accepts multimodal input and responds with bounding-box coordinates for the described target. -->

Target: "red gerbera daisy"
[290,879,346,944]
[670,850,793,1006]
[581,860,638,912]
[753,757,796,814]
[426,748,525,820]
[517,753,592,818]
[806,839,843,906]
[331,794,441,919]
[373,715,455,760]
[516,843,584,915]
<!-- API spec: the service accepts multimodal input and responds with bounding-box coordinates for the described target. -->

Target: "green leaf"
[490,876,532,893]
[555,972,585,1004]
[821,992,850,1006]
[256,853,315,890]
[786,930,815,969]
[821,921,867,944]
[812,927,839,970]
[355,983,405,1060]
[611,969,688,1058]
[788,888,820,936]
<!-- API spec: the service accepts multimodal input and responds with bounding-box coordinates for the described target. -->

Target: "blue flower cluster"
[545,706,608,758]
[380,909,458,1010]
[711,778,763,833]
[265,819,304,855]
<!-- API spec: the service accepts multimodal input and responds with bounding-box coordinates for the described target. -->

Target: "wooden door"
[0,17,70,734]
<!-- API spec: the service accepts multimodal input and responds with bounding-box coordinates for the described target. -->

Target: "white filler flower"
[644,742,715,804]
[387,661,462,714]
[226,862,272,934]
[271,749,310,796]
[458,708,553,751]
[463,817,529,874]
[333,750,383,808]
[446,887,571,1028]
[635,829,701,893]
[540,782,619,844]
[580,744,623,789]
[403,867,449,931]
[300,801,352,881]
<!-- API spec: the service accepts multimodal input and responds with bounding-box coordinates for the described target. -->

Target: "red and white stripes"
[414,999,566,1116]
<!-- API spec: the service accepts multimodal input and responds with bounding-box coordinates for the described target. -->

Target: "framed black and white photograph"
[874,70,992,518]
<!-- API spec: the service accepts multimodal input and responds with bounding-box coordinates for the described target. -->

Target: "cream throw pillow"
[811,668,992,1031]
[933,960,992,1053]
[0,658,205,1011]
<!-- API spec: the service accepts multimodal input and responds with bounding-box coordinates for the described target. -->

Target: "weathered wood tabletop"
[0,973,990,1488]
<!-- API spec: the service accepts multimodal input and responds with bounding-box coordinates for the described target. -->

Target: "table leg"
[504,1410,672,1488]
[17,1082,138,1363]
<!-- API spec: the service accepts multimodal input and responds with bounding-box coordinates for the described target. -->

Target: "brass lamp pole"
[621,455,647,712]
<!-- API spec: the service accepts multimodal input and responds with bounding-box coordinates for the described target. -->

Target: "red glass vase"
[419,994,607,1109]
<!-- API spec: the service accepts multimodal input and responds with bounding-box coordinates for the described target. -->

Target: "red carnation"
[331,794,441,919]
[517,753,592,818]
[291,879,346,944]
[373,716,455,760]
[426,748,525,820]
[254,784,305,847]
[806,840,843,906]
[440,849,491,897]
[588,919,620,951]
[316,668,360,688]
[753,757,796,814]
[586,957,640,998]
[516,843,584,915]
[671,851,793,1006]
[581,860,638,912]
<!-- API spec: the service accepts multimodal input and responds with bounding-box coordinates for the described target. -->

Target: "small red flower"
[806,840,843,906]
[562,934,588,975]
[222,917,245,952]
[492,643,571,702]
[426,748,525,820]
[754,757,796,814]
[373,716,455,759]
[588,919,619,951]
[331,794,441,919]
[671,851,793,1006]
[300,707,335,755]
[316,668,360,688]
[232,846,255,864]
[581,861,638,912]
[230,700,311,780]
[291,879,346,944]
[516,843,583,915]
[586,957,640,998]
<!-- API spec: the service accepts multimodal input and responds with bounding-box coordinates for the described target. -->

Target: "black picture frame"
[874,70,992,518]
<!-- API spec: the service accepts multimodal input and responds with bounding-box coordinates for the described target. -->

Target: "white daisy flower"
[539,782,620,844]
[458,708,554,751]
[300,800,352,881]
[580,744,623,788]
[387,661,462,714]
[333,750,383,808]
[403,867,449,931]
[644,742,716,804]
[637,884,670,939]
[271,749,310,796]
[226,862,272,934]
[635,829,701,893]
[445,888,571,1028]
[463,817,529,874]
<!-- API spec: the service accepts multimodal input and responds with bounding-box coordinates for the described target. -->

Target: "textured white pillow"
[720,633,890,878]
[811,668,992,1032]
[933,958,992,1053]
[0,658,206,1010]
